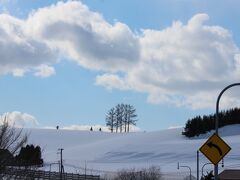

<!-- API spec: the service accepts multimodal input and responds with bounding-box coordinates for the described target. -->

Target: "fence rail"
[1,167,101,180]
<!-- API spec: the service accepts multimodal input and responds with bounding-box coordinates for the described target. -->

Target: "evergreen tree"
[183,107,240,137]
[16,144,43,166]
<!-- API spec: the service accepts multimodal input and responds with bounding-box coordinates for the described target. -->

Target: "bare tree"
[127,105,137,132]
[106,104,138,133]
[119,104,125,133]
[113,166,162,180]
[106,108,115,133]
[0,114,28,178]
[123,104,128,133]
[115,104,122,133]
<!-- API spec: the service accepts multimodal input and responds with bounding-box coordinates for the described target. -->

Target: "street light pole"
[214,83,240,180]
[178,162,192,180]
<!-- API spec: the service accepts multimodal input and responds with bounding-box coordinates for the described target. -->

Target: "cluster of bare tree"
[105,104,137,133]
[112,166,162,180]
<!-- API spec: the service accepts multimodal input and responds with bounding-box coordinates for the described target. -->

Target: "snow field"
[27,124,240,179]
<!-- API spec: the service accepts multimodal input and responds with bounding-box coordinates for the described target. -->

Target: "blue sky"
[0,0,240,131]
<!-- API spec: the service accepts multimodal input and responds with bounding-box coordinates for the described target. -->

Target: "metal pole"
[190,167,192,180]
[59,148,64,180]
[59,160,61,176]
[61,149,63,180]
[215,83,240,180]
[197,151,199,180]
[85,160,87,180]
[178,162,192,180]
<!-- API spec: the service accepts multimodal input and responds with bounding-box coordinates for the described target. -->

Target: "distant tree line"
[182,107,240,137]
[106,104,137,133]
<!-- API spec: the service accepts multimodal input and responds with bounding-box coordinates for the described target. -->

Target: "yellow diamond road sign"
[199,133,231,165]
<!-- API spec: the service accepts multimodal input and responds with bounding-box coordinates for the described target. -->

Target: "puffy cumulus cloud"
[0,111,39,128]
[1,1,240,109]
[25,1,140,72]
[0,1,138,76]
[0,14,57,76]
[140,14,238,83]
[97,14,240,109]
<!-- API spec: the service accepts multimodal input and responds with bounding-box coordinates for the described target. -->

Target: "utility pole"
[58,148,64,180]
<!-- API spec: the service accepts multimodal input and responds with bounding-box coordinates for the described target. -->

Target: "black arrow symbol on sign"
[207,141,223,156]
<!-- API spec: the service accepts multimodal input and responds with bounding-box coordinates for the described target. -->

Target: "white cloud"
[34,64,55,77]
[0,1,240,109]
[25,1,139,72]
[168,125,183,129]
[0,14,57,76]
[12,68,25,77]
[0,1,138,75]
[95,73,130,90]
[97,14,240,109]
[0,111,39,128]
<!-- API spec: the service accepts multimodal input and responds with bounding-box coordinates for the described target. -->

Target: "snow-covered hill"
[26,124,240,179]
